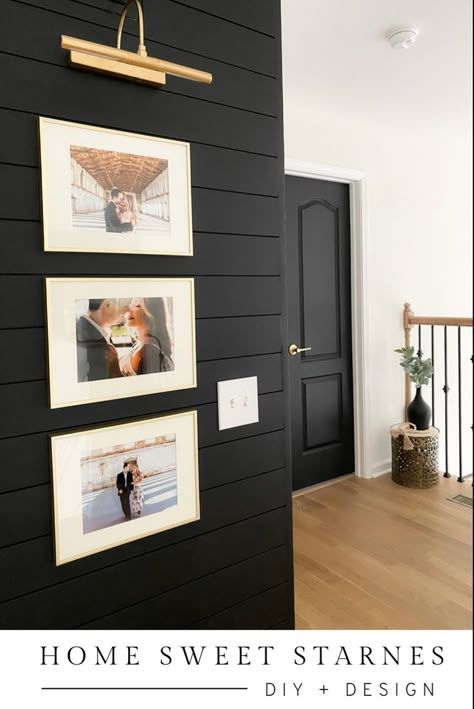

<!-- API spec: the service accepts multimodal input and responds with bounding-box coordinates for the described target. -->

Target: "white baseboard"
[371,459,391,478]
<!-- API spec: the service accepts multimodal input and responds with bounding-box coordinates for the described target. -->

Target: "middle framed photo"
[45,278,196,409]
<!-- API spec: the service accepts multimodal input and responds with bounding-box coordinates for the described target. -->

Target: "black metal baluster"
[431,325,435,427]
[457,328,464,482]
[417,325,422,358]
[443,326,450,477]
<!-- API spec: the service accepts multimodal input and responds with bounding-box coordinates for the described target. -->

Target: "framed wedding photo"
[45,277,196,408]
[50,411,200,565]
[39,117,193,256]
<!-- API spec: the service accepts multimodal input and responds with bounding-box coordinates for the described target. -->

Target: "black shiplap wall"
[0,0,293,629]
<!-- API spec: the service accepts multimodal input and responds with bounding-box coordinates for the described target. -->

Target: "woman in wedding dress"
[120,297,174,376]
[129,463,144,515]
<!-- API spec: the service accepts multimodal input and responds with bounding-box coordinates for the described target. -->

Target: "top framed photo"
[39,117,193,256]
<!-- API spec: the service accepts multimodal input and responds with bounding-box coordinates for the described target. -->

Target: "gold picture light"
[61,0,213,88]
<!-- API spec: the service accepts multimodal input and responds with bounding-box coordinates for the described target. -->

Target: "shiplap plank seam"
[0,504,289,595]
[74,547,288,629]
[0,106,279,159]
[8,1,278,80]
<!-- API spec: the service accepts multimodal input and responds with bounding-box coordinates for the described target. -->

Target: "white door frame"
[285,158,371,479]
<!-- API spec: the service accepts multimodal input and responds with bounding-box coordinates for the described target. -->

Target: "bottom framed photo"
[50,410,199,565]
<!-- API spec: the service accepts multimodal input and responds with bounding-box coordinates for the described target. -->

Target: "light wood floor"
[293,473,472,629]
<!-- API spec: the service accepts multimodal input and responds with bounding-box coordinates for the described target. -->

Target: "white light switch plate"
[217,376,259,430]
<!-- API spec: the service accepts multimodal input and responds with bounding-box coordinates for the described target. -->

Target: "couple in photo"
[104,188,137,233]
[76,297,173,382]
[116,461,144,521]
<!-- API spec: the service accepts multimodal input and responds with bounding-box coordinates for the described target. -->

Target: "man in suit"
[76,298,125,382]
[117,462,134,521]
[104,188,134,232]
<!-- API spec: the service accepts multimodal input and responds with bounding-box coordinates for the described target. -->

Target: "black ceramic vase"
[407,387,431,430]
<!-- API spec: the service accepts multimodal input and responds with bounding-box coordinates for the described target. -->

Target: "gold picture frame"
[45,277,197,408]
[39,117,193,256]
[50,410,200,565]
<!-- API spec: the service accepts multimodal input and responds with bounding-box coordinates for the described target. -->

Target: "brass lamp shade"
[61,0,213,88]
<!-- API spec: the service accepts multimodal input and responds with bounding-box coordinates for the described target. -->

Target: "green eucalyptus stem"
[395,346,433,388]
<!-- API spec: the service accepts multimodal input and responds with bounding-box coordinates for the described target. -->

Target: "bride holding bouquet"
[130,463,144,515]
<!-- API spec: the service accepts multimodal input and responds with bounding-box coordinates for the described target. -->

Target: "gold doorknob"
[288,344,312,356]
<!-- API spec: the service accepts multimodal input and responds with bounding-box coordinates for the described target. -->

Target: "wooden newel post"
[403,302,414,420]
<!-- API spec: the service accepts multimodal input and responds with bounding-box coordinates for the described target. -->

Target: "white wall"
[284,103,473,476]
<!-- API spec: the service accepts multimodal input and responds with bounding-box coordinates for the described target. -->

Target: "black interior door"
[285,176,354,491]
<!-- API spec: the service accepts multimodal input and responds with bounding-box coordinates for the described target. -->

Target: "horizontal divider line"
[0,314,282,332]
[10,0,280,81]
[268,617,290,629]
[0,174,279,201]
[0,378,42,387]
[200,466,286,493]
[0,275,280,280]
[0,311,283,323]
[0,164,281,198]
[2,311,283,324]
[194,350,282,363]
[0,223,281,237]
[0,322,280,335]
[0,405,285,443]
[0,481,48,497]
[0,352,283,387]
[0,325,44,332]
[145,43,277,82]
[0,106,281,160]
[199,427,285,451]
[196,313,282,321]
[166,94,277,121]
[45,0,129,9]
[167,95,277,121]
[0,217,39,224]
[72,543,288,628]
[0,227,281,239]
[1,272,283,279]
[193,186,278,199]
[68,0,125,8]
[69,0,277,45]
[0,47,278,119]
[0,505,288,605]
[0,274,280,280]
[0,464,286,499]
[0,416,285,447]
[42,688,249,691]
[187,580,289,629]
[0,231,281,244]
[168,0,277,39]
[0,160,36,169]
[0,531,51,554]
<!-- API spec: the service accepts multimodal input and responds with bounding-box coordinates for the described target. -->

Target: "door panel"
[301,201,340,359]
[286,176,354,491]
[303,375,342,450]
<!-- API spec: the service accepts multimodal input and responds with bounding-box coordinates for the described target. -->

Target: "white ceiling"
[281,0,472,128]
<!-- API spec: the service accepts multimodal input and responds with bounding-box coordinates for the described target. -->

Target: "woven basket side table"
[390,424,440,488]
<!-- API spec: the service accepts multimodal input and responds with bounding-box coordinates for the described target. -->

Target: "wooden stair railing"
[403,303,473,482]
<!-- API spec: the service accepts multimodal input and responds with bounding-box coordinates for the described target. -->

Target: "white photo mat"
[39,117,193,256]
[50,411,200,565]
[45,277,196,408]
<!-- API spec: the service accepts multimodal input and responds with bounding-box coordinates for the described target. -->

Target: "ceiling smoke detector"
[387,28,418,49]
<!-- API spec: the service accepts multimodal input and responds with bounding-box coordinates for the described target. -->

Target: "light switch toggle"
[217,376,259,430]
